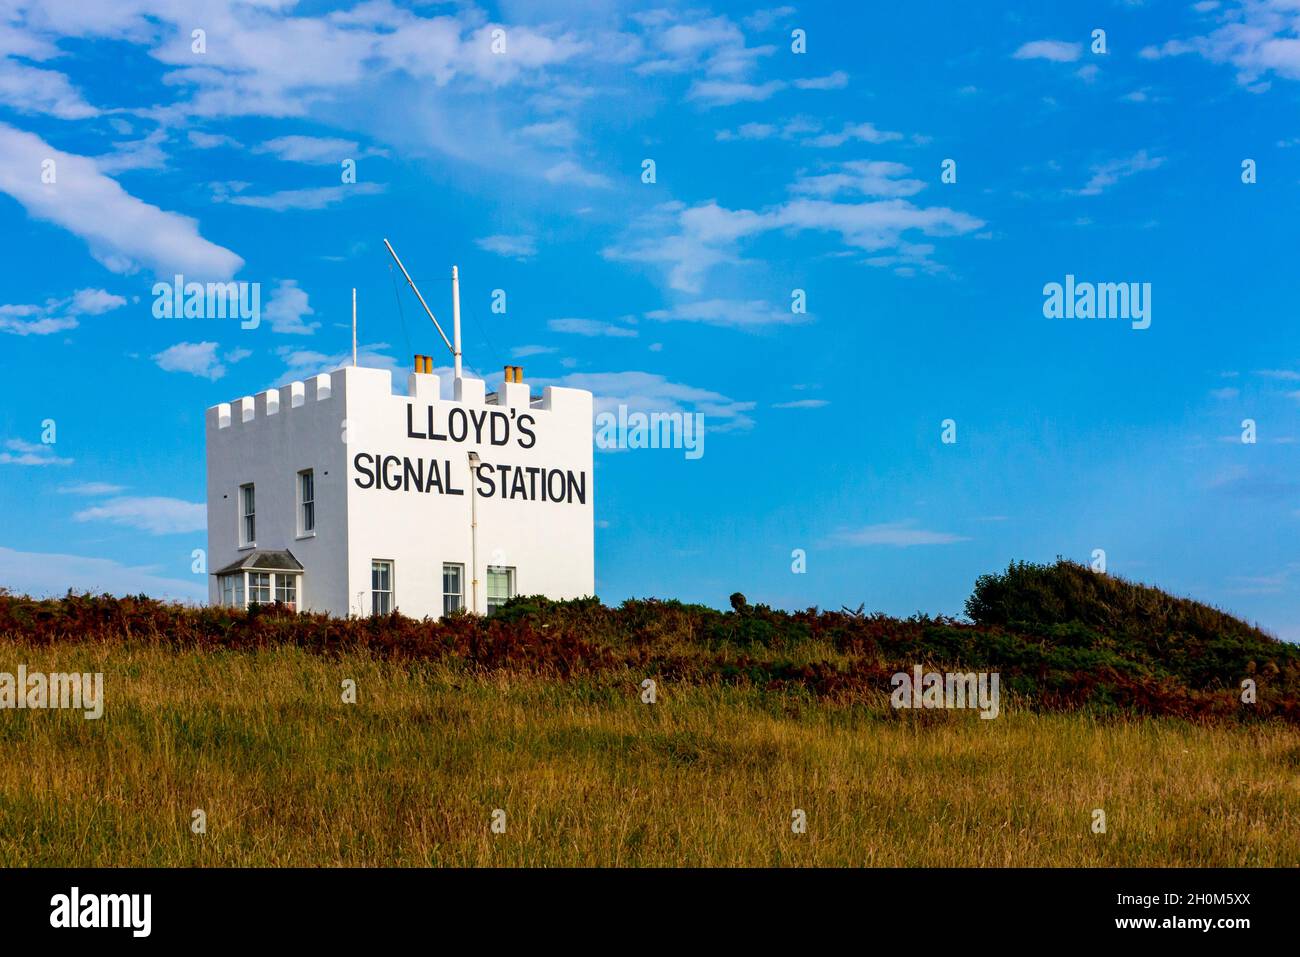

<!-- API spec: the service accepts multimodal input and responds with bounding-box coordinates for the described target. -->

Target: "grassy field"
[2,639,1297,867]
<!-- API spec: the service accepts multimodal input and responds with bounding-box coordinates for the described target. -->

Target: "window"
[442,563,464,616]
[240,483,256,546]
[298,469,315,535]
[219,573,244,608]
[248,571,271,605]
[372,560,394,614]
[275,574,297,608]
[486,566,514,614]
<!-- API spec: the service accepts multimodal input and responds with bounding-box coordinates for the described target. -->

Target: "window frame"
[275,572,298,609]
[219,572,244,609]
[371,559,394,615]
[298,469,315,537]
[248,571,271,605]
[442,563,465,616]
[485,565,515,614]
[239,483,256,548]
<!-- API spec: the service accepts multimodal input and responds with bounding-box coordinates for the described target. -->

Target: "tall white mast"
[451,265,463,379]
[351,287,357,367]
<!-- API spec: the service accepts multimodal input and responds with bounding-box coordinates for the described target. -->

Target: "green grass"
[1,640,1296,867]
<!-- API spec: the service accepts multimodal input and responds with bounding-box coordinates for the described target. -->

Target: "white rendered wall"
[206,365,595,618]
[205,373,350,615]
[342,366,594,618]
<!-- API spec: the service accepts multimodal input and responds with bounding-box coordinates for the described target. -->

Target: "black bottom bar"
[0,867,1288,943]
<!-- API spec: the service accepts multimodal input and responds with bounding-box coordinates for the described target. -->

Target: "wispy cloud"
[773,398,828,409]
[0,438,72,466]
[476,234,538,260]
[830,521,970,547]
[151,341,251,381]
[555,370,756,431]
[646,298,809,329]
[1013,39,1083,63]
[1073,150,1165,196]
[0,123,242,279]
[264,280,319,335]
[58,482,126,495]
[0,287,125,336]
[218,182,386,211]
[0,545,204,602]
[254,135,386,164]
[73,496,205,535]
[549,317,638,338]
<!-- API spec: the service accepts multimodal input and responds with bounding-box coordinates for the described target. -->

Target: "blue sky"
[0,1,1297,638]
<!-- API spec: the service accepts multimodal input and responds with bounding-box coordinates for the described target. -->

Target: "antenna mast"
[382,238,460,373]
[351,287,357,367]
[451,265,462,379]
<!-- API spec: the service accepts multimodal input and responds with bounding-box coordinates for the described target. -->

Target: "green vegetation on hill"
[2,559,1296,723]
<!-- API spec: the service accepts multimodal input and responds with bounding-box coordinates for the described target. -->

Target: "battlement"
[206,364,591,433]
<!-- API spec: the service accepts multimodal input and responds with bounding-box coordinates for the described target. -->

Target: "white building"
[205,360,594,618]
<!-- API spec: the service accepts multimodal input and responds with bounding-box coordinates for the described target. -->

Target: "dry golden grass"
[0,640,1297,867]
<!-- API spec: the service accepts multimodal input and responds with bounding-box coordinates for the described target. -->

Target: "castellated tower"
[205,363,594,618]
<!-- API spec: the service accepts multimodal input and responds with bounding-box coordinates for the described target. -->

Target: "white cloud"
[605,194,984,293]
[95,128,169,174]
[0,286,125,336]
[255,135,376,163]
[1139,2,1300,88]
[518,119,578,148]
[1013,39,1083,63]
[804,121,904,148]
[688,78,786,105]
[831,521,970,547]
[549,317,638,337]
[542,160,612,189]
[58,482,126,495]
[187,130,241,149]
[646,298,809,328]
[73,496,205,535]
[636,12,775,80]
[791,160,926,199]
[773,398,828,409]
[793,70,848,90]
[70,288,128,314]
[276,341,403,384]
[476,234,538,260]
[152,341,227,380]
[0,306,74,336]
[742,7,797,31]
[511,344,557,357]
[0,545,204,603]
[716,121,777,141]
[264,280,320,335]
[220,182,386,211]
[0,123,242,279]
[1073,150,1165,196]
[0,58,97,119]
[554,370,756,431]
[0,438,72,466]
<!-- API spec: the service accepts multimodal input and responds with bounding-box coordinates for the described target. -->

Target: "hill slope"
[1,560,1296,723]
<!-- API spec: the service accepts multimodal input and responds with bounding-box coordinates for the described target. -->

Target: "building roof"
[213,549,304,576]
